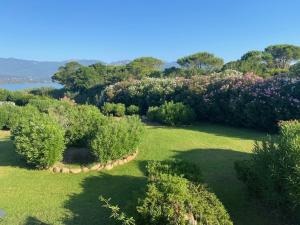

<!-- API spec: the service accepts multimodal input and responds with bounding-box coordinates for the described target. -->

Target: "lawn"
[0,124,282,225]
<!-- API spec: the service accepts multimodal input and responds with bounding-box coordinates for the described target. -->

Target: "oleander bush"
[103,74,300,131]
[126,105,140,115]
[12,113,65,169]
[235,120,300,223]
[89,116,144,163]
[147,101,196,125]
[101,102,126,117]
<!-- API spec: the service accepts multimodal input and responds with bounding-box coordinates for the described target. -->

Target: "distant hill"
[0,57,176,83]
[0,58,102,83]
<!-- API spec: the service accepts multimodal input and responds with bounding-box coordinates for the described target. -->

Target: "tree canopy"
[177,52,224,73]
[126,57,164,78]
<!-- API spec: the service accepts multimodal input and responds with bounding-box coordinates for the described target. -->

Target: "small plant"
[126,105,140,115]
[101,102,126,117]
[147,101,196,126]
[12,113,65,169]
[100,196,136,225]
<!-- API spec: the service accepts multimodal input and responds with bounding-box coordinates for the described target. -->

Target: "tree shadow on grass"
[0,138,27,168]
[24,216,51,225]
[63,172,146,225]
[172,148,282,225]
[147,122,265,141]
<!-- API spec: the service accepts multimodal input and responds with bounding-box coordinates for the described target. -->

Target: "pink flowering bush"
[103,73,300,131]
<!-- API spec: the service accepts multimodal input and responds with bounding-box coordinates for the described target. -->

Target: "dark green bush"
[235,120,300,223]
[89,116,144,163]
[126,105,140,115]
[101,102,126,117]
[49,104,106,146]
[12,113,65,169]
[6,91,35,106]
[136,160,233,225]
[147,101,196,126]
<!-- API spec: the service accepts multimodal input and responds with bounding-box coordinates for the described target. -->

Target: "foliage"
[289,62,300,77]
[177,52,224,73]
[147,101,196,126]
[126,105,140,115]
[12,113,65,169]
[127,57,164,78]
[136,160,233,225]
[235,120,300,223]
[0,104,17,129]
[100,196,136,225]
[49,103,106,146]
[89,116,144,163]
[104,74,300,131]
[101,102,126,117]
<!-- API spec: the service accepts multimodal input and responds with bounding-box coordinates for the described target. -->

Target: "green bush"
[235,120,300,223]
[49,104,106,146]
[101,102,126,117]
[89,116,144,163]
[6,91,34,106]
[0,103,15,129]
[136,160,233,225]
[28,97,63,113]
[0,89,10,101]
[126,105,140,115]
[12,113,65,169]
[147,101,196,126]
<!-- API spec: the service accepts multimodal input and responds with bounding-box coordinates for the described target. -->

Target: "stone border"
[49,151,138,174]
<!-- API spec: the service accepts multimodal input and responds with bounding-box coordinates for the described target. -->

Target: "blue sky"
[0,0,300,62]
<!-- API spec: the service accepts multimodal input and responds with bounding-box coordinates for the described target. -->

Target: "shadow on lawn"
[148,122,265,141]
[24,216,51,225]
[63,172,146,225]
[0,138,27,168]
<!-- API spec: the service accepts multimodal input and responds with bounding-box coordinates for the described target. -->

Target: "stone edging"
[49,151,138,174]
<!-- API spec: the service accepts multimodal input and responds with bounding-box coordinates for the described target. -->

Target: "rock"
[90,164,100,171]
[53,167,61,173]
[61,168,70,173]
[82,167,89,173]
[70,168,82,174]
[104,163,113,170]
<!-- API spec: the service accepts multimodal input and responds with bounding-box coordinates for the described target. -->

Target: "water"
[0,82,62,91]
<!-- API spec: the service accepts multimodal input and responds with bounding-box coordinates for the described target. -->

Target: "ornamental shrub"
[235,120,300,223]
[126,105,140,115]
[12,113,65,169]
[147,101,196,126]
[136,160,233,225]
[48,104,106,146]
[101,102,126,117]
[89,116,144,163]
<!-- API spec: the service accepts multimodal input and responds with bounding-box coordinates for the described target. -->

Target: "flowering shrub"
[103,74,300,131]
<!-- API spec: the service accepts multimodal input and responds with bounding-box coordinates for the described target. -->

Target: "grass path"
[0,124,281,225]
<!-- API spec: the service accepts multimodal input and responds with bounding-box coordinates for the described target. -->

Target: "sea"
[0,82,62,91]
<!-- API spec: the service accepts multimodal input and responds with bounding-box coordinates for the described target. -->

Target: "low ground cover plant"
[235,120,300,223]
[147,101,196,125]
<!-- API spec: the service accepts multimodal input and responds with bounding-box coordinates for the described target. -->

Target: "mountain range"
[0,57,178,83]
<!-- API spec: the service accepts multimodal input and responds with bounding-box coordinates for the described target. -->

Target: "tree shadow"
[147,122,265,141]
[24,216,51,225]
[0,138,27,168]
[63,172,147,225]
[172,148,282,225]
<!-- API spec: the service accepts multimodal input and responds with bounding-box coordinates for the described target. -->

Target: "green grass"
[0,123,282,225]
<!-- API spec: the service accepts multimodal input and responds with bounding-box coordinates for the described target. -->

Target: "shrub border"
[49,150,138,174]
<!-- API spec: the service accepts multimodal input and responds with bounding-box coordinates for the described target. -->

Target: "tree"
[265,44,300,69]
[52,61,82,89]
[177,52,224,73]
[126,57,164,78]
[289,62,300,77]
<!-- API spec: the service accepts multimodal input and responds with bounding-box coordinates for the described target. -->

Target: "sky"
[0,0,300,63]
